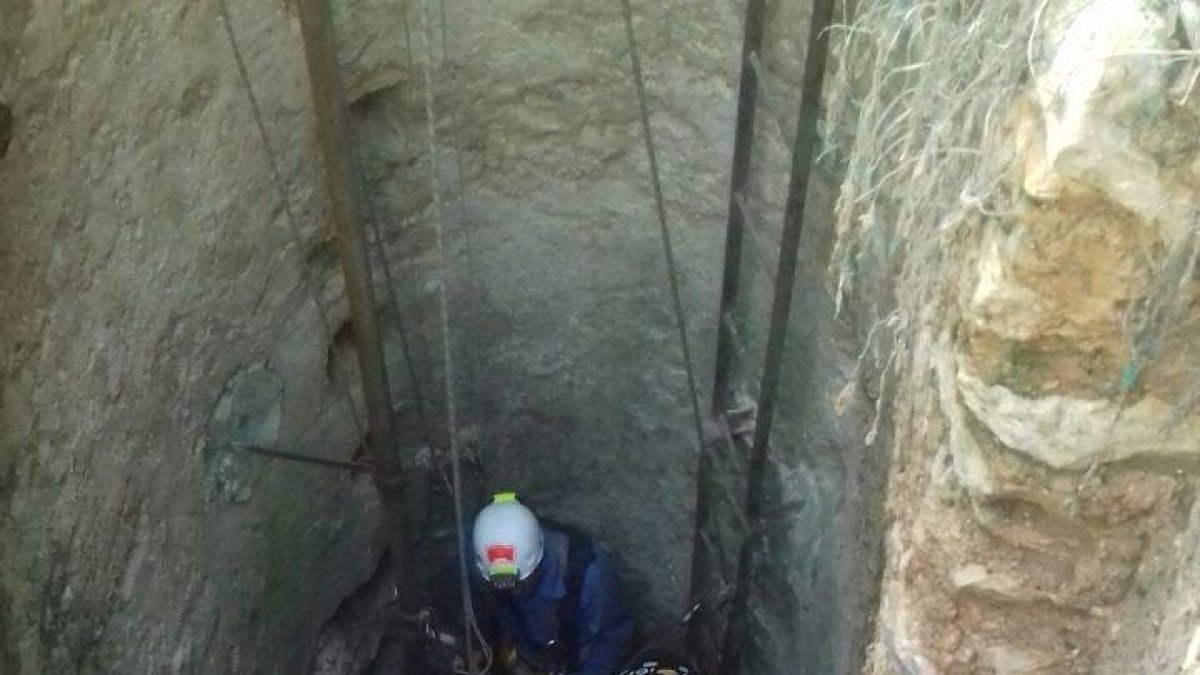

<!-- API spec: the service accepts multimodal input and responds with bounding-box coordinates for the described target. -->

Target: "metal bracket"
[232,444,376,473]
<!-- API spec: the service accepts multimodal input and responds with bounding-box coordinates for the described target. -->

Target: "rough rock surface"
[1,0,743,671]
[862,1,1200,673]
[342,0,741,629]
[685,2,892,674]
[0,2,394,672]
[11,0,1200,673]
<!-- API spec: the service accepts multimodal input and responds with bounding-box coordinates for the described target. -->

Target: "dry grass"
[823,0,1042,442]
[830,8,1200,672]
[824,0,1200,441]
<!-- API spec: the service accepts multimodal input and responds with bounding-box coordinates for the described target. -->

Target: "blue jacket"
[484,529,633,675]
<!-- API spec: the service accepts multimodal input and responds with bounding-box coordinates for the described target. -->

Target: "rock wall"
[687,2,891,674]
[14,0,1199,673]
[342,0,742,628]
[0,2,395,672]
[828,1,1200,673]
[1,0,747,671]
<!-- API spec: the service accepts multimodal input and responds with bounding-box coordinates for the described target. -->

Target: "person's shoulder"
[539,526,570,566]
[539,518,586,538]
[541,520,595,553]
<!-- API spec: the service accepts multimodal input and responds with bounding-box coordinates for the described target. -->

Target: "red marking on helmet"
[486,544,516,564]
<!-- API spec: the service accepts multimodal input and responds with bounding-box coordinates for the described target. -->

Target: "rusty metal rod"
[710,0,769,418]
[294,0,415,633]
[689,0,767,667]
[232,444,376,473]
[718,0,836,673]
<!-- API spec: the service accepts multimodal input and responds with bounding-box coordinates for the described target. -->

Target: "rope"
[415,1,491,672]
[619,0,708,452]
[369,0,438,448]
[225,3,486,670]
[354,134,436,446]
[217,0,368,449]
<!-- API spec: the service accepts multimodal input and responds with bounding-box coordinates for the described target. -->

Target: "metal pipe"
[719,1,836,673]
[233,444,376,473]
[710,0,768,417]
[294,0,414,624]
[688,0,767,667]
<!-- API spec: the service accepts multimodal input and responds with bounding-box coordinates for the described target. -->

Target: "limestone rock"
[983,644,1060,675]
[332,0,413,103]
[846,2,1200,673]
[1027,0,1198,241]
[966,227,1046,342]
[872,558,941,675]
[958,366,1200,469]
[933,345,995,496]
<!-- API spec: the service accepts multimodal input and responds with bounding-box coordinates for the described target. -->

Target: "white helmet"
[473,492,544,589]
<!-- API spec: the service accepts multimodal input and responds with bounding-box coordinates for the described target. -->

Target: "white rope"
[414,0,492,672]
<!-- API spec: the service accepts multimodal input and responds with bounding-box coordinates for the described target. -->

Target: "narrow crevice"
[310,553,396,675]
[0,101,12,158]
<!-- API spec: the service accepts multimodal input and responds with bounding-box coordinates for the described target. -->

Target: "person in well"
[471,492,633,675]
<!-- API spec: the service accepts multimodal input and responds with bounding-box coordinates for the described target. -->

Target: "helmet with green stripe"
[472,492,544,590]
